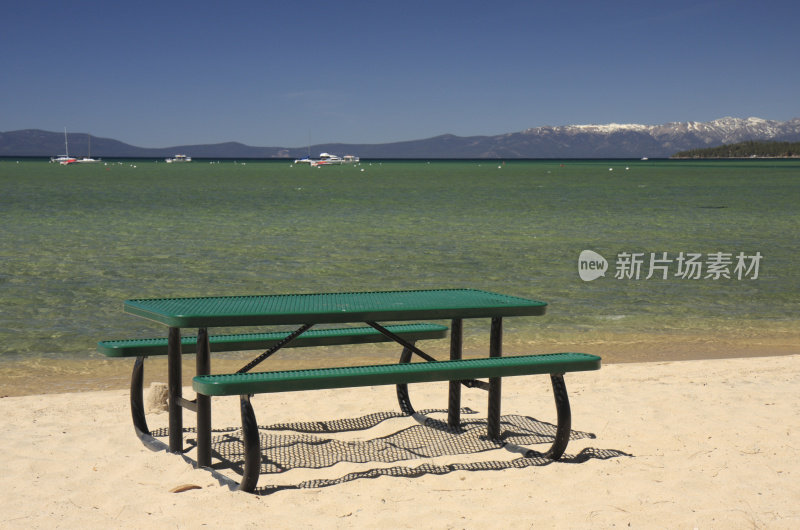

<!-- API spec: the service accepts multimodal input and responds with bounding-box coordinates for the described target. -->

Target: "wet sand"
[2,330,797,397]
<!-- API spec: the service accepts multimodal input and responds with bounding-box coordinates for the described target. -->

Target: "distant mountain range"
[3,117,800,159]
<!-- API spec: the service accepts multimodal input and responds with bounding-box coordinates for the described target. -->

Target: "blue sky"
[3,0,799,148]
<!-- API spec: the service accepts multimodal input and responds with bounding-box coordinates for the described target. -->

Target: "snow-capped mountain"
[512,117,800,158]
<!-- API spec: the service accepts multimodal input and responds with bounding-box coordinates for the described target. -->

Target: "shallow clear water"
[1,158,798,393]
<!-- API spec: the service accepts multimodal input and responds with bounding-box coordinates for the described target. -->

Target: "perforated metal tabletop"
[124,289,547,327]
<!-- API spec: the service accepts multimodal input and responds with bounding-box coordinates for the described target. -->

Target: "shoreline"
[1,333,798,397]
[1,354,798,527]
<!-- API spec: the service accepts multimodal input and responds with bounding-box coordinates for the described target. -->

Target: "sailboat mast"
[64,127,69,157]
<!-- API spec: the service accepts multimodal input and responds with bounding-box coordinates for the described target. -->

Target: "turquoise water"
[1,158,798,391]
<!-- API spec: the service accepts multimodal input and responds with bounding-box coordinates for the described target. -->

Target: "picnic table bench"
[194,352,601,492]
[98,324,448,440]
[113,289,602,493]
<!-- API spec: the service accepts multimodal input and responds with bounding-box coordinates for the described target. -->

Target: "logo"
[578,250,608,281]
[578,250,762,281]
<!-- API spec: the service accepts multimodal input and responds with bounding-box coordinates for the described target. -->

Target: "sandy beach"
[2,354,799,528]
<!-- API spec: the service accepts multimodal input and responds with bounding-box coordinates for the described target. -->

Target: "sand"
[1,354,799,528]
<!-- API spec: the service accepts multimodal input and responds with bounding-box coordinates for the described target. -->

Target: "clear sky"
[3,0,798,148]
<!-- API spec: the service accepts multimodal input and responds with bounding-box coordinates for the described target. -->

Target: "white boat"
[165,154,192,163]
[52,155,77,165]
[51,128,77,164]
[294,152,360,166]
[74,134,101,163]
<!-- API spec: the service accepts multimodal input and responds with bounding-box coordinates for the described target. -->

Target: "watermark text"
[579,250,762,281]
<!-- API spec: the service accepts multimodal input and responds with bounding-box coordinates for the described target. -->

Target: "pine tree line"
[673,141,800,158]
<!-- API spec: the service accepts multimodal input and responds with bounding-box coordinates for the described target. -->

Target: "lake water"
[1,158,798,394]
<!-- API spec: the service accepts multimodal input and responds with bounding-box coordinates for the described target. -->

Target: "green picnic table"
[121,289,600,490]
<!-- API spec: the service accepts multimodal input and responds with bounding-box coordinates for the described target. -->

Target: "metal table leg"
[543,373,572,460]
[395,345,415,414]
[196,327,211,467]
[168,327,183,453]
[239,395,261,493]
[447,318,463,429]
[130,356,150,437]
[487,317,502,440]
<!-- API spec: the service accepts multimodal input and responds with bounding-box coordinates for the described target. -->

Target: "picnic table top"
[123,288,548,328]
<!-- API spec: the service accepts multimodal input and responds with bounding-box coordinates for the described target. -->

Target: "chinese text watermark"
[579,250,762,282]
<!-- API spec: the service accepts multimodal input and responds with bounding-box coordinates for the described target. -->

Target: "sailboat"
[51,128,76,164]
[74,134,101,163]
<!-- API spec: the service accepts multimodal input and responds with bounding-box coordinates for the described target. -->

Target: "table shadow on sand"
[152,408,630,495]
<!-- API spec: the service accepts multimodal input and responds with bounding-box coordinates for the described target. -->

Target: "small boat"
[165,154,192,163]
[52,155,77,165]
[315,152,343,165]
[51,128,77,164]
[294,152,360,166]
[74,134,101,163]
